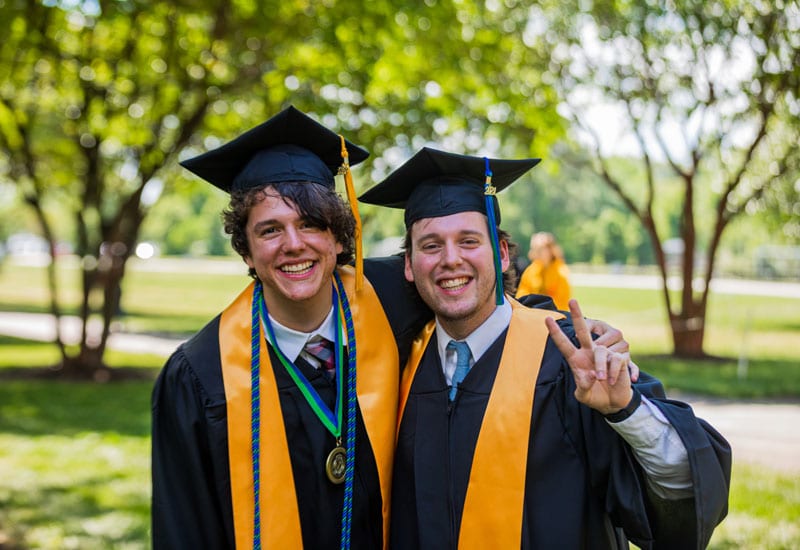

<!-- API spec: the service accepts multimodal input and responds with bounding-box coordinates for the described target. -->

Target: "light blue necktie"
[447,340,472,401]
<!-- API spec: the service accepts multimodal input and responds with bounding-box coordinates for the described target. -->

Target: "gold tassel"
[338,135,363,291]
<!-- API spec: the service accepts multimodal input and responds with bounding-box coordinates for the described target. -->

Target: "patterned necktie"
[304,336,336,380]
[447,340,472,401]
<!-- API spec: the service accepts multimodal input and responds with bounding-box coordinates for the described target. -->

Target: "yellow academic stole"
[399,299,564,549]
[220,266,398,549]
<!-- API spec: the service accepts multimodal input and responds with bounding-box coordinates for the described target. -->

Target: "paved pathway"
[1,309,798,474]
[679,395,800,474]
[570,272,800,299]
[0,311,183,357]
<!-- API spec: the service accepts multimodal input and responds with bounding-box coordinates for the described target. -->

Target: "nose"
[282,226,306,252]
[441,241,462,267]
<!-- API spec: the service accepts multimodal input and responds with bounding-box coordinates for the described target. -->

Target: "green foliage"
[1,0,797,368]
[490,149,699,266]
[538,0,800,354]
[544,0,800,251]
[1,0,574,368]
[140,182,230,256]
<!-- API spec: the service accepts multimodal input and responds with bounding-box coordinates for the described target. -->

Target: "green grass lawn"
[0,380,152,549]
[1,258,798,547]
[712,464,800,549]
[1,378,797,549]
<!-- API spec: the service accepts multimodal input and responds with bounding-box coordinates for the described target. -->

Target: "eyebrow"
[251,219,281,232]
[413,228,484,244]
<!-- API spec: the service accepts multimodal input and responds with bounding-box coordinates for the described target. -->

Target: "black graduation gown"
[391,320,731,550]
[151,257,430,549]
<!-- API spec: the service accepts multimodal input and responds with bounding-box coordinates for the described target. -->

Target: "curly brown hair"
[223,181,356,279]
[403,221,519,296]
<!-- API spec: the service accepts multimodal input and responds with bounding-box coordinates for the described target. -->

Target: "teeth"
[440,277,469,289]
[281,261,313,273]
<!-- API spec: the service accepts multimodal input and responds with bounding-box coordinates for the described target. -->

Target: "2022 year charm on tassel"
[326,440,347,484]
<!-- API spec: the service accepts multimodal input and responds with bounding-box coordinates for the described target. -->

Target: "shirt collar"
[435,295,513,365]
[269,306,337,362]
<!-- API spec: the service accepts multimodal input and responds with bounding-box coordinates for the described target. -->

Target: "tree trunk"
[58,348,111,381]
[23,194,69,364]
[669,301,708,358]
[56,193,144,378]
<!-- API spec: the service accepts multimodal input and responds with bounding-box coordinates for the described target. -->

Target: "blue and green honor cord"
[249,277,357,549]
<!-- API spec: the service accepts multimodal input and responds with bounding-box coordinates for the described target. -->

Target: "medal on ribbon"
[258,284,347,484]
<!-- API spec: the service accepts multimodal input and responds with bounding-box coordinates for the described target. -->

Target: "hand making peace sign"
[545,299,638,416]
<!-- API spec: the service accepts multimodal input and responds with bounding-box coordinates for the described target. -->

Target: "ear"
[499,239,511,272]
[244,255,255,270]
[404,252,415,283]
[336,241,344,255]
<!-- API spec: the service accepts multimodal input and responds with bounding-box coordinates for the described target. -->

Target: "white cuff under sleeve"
[606,395,693,499]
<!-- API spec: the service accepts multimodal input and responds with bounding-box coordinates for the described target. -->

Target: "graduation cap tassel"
[339,135,364,292]
[484,157,504,305]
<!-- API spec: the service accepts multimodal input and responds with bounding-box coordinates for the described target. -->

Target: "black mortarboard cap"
[358,147,539,228]
[359,147,540,304]
[180,105,369,193]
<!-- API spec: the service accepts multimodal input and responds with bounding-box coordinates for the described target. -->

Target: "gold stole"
[220,266,399,549]
[398,299,564,549]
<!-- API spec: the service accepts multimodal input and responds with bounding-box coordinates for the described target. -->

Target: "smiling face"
[243,187,343,331]
[404,211,509,340]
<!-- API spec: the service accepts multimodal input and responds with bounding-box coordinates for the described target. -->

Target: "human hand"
[583,316,639,382]
[545,299,634,415]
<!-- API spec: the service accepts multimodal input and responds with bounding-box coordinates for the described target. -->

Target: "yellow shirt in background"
[515,258,571,310]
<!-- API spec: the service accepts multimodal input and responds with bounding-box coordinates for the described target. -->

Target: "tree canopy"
[544,0,800,356]
[0,0,564,374]
[1,0,797,370]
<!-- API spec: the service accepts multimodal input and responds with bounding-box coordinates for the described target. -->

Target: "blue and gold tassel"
[483,157,504,305]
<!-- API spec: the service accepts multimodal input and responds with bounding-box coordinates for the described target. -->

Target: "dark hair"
[223,181,356,278]
[403,220,518,296]
[501,229,519,296]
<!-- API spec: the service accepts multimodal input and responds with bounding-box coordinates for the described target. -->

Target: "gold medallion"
[325,446,347,484]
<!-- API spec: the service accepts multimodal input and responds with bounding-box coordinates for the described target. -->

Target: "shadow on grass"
[114,309,211,339]
[0,380,152,437]
[0,469,150,547]
[0,333,166,377]
[0,303,79,315]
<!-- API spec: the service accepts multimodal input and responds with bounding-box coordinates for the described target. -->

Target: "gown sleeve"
[554,319,731,550]
[638,375,732,549]
[579,371,731,549]
[151,334,234,550]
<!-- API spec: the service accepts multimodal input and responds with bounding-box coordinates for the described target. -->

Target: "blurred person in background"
[516,231,571,310]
